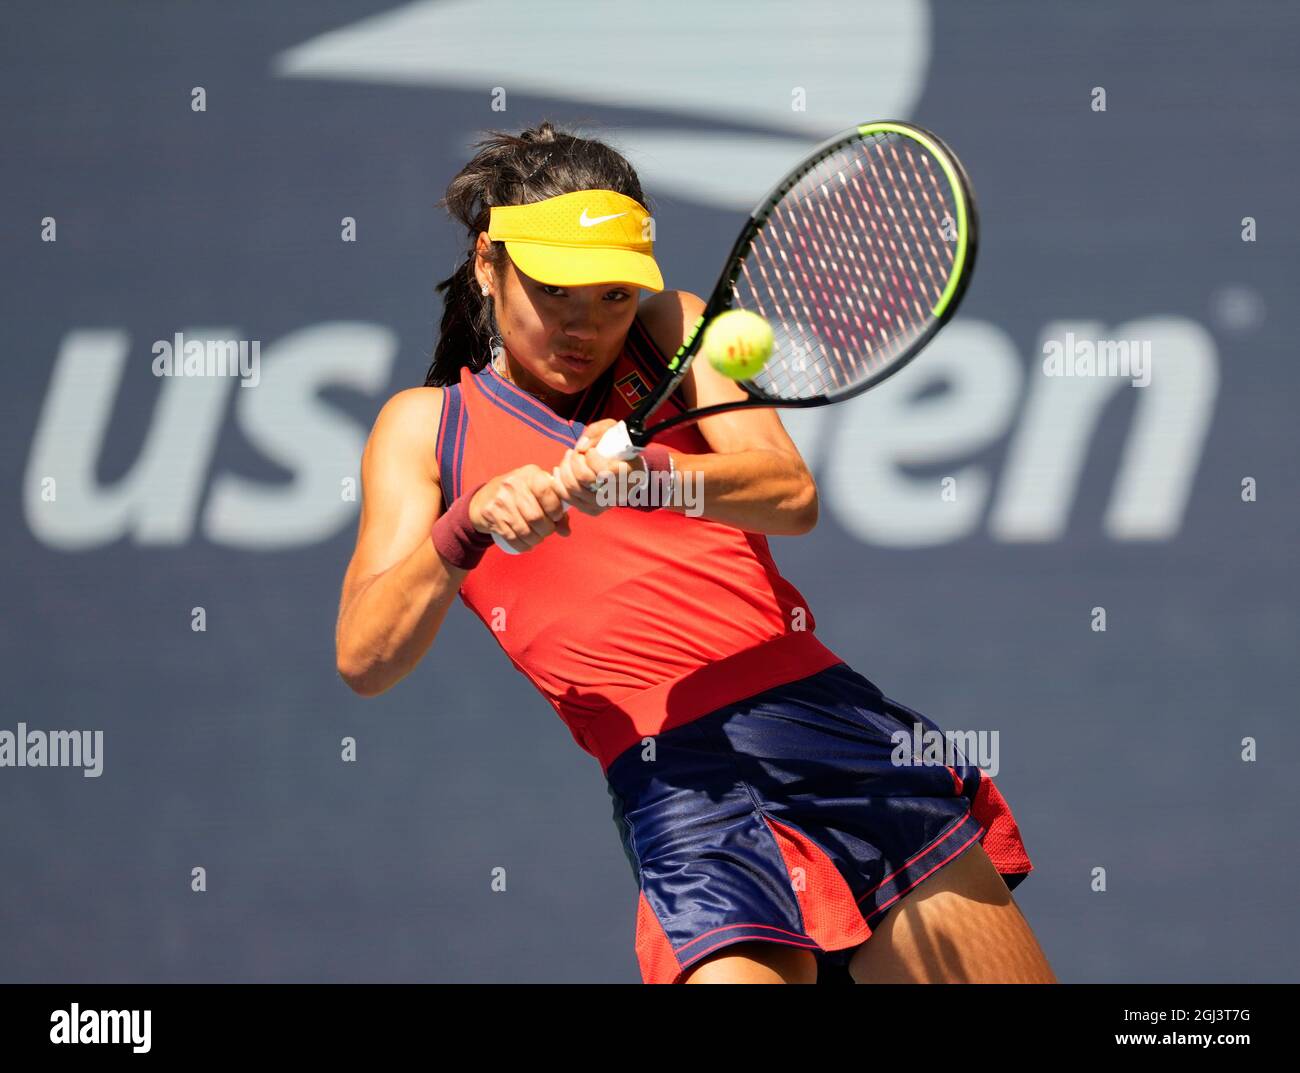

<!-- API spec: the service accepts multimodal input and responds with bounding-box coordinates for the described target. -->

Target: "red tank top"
[436,314,843,772]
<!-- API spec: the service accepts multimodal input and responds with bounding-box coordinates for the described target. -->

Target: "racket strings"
[752,172,861,393]
[854,150,946,363]
[732,131,961,401]
[755,151,887,395]
[867,151,946,313]
[879,142,956,301]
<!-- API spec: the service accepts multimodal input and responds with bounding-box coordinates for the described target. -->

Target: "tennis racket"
[493,120,978,553]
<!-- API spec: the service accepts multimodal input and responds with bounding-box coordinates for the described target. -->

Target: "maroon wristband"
[628,444,673,511]
[431,481,495,570]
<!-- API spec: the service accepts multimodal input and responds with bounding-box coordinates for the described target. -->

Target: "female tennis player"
[335,121,1057,985]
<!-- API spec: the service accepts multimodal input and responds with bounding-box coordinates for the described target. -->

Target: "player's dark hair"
[424,120,649,387]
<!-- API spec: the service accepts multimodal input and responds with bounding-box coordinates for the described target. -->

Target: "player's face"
[476,233,638,397]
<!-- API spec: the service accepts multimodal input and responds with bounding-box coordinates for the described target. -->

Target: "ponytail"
[426,252,495,387]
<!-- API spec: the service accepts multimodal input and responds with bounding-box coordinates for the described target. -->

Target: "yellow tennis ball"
[701,310,773,380]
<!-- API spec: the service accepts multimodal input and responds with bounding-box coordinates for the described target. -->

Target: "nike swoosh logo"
[579,209,628,227]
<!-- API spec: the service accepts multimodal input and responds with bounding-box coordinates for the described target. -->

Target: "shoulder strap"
[435,381,468,503]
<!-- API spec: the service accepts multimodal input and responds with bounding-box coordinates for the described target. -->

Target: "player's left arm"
[641,289,818,536]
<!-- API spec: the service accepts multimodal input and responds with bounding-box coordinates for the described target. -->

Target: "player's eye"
[537,283,629,300]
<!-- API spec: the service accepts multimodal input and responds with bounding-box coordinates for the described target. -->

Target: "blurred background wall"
[2,0,1296,982]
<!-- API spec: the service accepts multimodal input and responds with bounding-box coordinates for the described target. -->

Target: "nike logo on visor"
[579,209,628,227]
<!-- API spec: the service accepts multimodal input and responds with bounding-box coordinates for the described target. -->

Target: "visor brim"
[504,240,664,293]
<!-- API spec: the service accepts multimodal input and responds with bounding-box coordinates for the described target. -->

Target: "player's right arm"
[335,387,571,697]
[335,387,461,696]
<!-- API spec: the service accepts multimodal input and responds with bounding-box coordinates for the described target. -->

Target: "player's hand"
[554,419,644,517]
[469,464,571,553]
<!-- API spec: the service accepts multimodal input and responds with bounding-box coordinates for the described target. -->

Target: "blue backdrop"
[2,0,1296,982]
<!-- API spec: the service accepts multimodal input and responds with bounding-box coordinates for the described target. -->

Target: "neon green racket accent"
[857,121,969,319]
[668,314,706,372]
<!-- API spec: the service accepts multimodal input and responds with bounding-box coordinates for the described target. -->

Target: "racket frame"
[623,120,980,446]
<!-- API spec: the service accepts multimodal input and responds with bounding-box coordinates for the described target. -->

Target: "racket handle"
[594,420,639,461]
[490,421,639,555]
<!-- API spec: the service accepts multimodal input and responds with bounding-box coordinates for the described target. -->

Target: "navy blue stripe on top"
[476,361,587,447]
[456,312,688,475]
[436,382,468,503]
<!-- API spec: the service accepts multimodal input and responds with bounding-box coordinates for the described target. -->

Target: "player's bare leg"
[849,840,1057,983]
[681,941,818,984]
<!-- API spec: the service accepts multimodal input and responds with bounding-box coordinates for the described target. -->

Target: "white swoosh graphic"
[579,210,627,227]
[273,0,930,208]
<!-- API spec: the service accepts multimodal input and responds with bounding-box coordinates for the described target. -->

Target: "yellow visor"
[487,189,663,292]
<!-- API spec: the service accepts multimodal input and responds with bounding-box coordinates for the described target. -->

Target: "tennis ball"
[701,310,773,380]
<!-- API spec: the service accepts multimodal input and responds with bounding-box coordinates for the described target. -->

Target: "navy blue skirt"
[604,661,1033,983]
